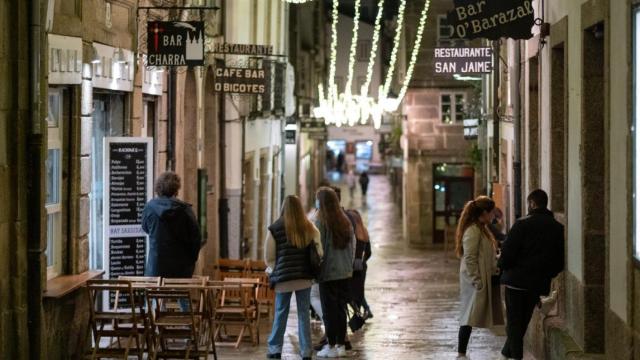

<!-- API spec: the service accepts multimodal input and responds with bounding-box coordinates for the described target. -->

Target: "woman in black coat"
[345,209,373,318]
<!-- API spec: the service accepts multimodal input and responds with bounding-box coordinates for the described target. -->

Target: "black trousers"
[458,325,472,354]
[502,287,539,359]
[319,278,350,346]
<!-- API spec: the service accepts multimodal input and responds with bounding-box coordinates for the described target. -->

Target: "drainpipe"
[27,0,44,358]
[512,40,522,219]
[492,40,500,183]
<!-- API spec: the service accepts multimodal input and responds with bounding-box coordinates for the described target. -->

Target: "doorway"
[90,93,125,270]
[432,163,474,244]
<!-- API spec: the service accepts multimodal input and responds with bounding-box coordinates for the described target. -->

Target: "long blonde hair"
[283,195,317,248]
[455,196,497,258]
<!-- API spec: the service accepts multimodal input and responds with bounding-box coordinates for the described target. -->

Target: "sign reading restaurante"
[147,21,205,66]
[434,47,493,74]
[446,0,535,40]
[214,66,268,94]
[213,43,274,56]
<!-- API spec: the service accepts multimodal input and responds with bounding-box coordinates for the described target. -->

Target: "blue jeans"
[267,287,312,357]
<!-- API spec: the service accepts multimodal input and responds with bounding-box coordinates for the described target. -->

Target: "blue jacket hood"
[146,196,191,220]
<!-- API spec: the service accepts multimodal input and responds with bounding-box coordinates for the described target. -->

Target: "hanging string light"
[392,0,431,109]
[344,0,361,97]
[360,0,385,99]
[281,0,316,3]
[328,0,339,102]
[381,0,406,97]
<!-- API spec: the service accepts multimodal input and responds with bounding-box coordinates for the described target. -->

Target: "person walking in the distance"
[346,169,357,200]
[359,171,370,197]
[142,171,202,278]
[456,196,501,359]
[264,195,323,360]
[499,189,564,360]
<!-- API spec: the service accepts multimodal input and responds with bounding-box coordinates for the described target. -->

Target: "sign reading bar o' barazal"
[147,21,205,66]
[435,47,493,74]
[214,66,268,94]
[447,0,535,40]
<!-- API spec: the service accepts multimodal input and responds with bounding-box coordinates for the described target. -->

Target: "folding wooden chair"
[210,279,259,348]
[86,279,146,359]
[146,288,210,359]
[113,276,161,351]
[245,269,275,321]
[213,259,248,280]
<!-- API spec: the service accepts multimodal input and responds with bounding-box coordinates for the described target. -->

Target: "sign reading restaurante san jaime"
[147,21,205,66]
[434,47,493,74]
[214,66,269,94]
[446,0,535,40]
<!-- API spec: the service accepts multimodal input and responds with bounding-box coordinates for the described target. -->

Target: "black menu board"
[105,139,152,282]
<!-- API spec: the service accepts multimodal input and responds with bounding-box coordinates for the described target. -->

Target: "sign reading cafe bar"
[435,47,493,74]
[214,66,268,94]
[447,0,535,40]
[104,138,153,285]
[147,21,205,66]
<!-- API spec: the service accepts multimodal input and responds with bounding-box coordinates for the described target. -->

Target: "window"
[440,93,466,124]
[634,8,640,261]
[357,40,372,62]
[437,15,467,47]
[46,88,63,278]
[438,15,454,42]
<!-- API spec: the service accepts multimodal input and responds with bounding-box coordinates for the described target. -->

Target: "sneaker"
[317,344,338,358]
[365,310,374,319]
[335,345,348,357]
[314,336,328,351]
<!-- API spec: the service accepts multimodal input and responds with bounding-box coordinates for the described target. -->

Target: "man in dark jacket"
[498,189,564,360]
[142,172,202,278]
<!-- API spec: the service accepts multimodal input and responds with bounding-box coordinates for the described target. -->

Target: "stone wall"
[0,0,31,357]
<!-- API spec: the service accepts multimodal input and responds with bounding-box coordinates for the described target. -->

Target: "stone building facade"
[400,0,481,247]
[481,0,640,358]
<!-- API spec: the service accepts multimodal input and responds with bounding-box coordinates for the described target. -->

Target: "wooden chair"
[86,279,146,359]
[245,270,275,320]
[213,259,248,280]
[114,276,161,351]
[247,259,267,273]
[209,279,260,348]
[145,288,210,359]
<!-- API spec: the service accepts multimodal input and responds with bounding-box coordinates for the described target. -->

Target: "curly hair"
[154,171,181,197]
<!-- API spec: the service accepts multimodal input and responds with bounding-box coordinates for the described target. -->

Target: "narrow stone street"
[218,175,529,360]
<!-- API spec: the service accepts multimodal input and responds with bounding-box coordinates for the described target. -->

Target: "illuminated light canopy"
[314,0,431,129]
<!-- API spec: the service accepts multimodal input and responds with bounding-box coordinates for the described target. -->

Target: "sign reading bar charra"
[435,47,493,74]
[446,0,535,40]
[213,43,274,56]
[147,21,205,66]
[213,66,268,94]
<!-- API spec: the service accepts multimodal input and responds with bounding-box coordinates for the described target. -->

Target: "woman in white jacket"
[455,196,500,359]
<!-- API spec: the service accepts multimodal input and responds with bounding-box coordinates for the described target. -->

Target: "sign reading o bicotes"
[213,66,269,94]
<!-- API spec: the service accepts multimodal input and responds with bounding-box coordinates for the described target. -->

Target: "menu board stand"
[103,137,153,306]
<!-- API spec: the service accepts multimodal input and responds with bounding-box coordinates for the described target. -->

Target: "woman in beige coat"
[456,196,500,359]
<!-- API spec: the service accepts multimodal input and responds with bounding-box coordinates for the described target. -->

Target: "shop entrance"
[90,93,126,270]
[432,163,474,244]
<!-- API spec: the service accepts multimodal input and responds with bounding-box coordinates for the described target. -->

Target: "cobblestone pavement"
[217,174,535,360]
